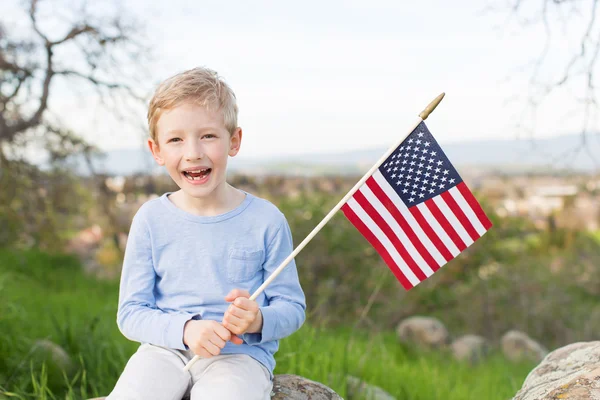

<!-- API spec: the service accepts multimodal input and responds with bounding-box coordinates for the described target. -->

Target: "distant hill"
[80,133,600,176]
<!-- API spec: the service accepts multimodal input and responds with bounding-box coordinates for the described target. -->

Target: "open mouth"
[182,168,212,181]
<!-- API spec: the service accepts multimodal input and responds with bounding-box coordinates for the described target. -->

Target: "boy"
[107,67,306,400]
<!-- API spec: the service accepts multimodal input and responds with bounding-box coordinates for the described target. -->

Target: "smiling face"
[148,101,242,202]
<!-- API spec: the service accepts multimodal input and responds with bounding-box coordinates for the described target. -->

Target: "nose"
[184,140,204,161]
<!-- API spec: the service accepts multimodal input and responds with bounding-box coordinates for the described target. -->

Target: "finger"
[230,335,244,345]
[209,335,226,349]
[224,288,251,302]
[226,307,255,324]
[232,298,258,311]
[213,323,233,341]
[223,314,246,331]
[201,341,221,357]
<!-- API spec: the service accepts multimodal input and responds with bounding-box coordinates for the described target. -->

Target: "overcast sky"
[5,0,598,159]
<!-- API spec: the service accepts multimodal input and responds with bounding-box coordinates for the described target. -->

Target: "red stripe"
[341,203,413,290]
[366,177,442,271]
[457,182,492,230]
[441,191,479,242]
[408,204,454,262]
[424,198,467,252]
[353,189,427,281]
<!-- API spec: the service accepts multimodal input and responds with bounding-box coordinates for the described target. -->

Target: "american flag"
[341,122,492,290]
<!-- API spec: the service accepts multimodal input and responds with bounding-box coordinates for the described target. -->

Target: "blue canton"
[378,122,463,207]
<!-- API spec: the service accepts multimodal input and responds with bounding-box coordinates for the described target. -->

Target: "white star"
[400,167,406,172]
[402,188,408,193]
[387,168,392,173]
[423,149,429,154]
[410,161,416,166]
[420,156,426,161]
[402,159,408,165]
[418,162,424,168]
[400,146,404,151]
[417,131,424,137]
[409,197,415,202]
[393,167,398,171]
[413,184,419,189]
[406,175,413,180]
[429,188,435,194]
[438,183,445,189]
[408,138,414,143]
[449,178,456,184]
[414,147,420,153]
[423,179,429,185]
[419,193,425,198]
[435,167,441,173]
[431,151,437,156]
[443,169,449,175]
[411,153,418,159]
[396,180,402,185]
[416,170,422,175]
[421,185,427,191]
[399,174,404,179]
[410,190,416,196]
[424,141,430,147]
[408,168,414,173]
[433,175,439,180]
[436,160,443,166]
[426,165,433,171]
[391,174,396,178]
[392,154,397,159]
[415,177,421,182]
[425,172,431,178]
[406,145,412,150]
[429,158,435,163]
[395,160,401,165]
[441,177,447,182]
[416,139,422,144]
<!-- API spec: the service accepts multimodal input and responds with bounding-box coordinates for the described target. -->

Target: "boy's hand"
[223,289,263,340]
[183,319,241,357]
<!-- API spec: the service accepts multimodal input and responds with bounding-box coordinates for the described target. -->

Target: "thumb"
[230,335,243,345]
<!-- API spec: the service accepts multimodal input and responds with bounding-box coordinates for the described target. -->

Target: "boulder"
[451,334,489,364]
[512,341,600,399]
[346,375,396,400]
[88,374,342,400]
[501,330,547,363]
[396,316,449,349]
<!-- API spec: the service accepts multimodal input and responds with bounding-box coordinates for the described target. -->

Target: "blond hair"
[147,67,238,142]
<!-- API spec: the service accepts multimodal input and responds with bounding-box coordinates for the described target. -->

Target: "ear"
[148,138,165,166]
[228,127,242,157]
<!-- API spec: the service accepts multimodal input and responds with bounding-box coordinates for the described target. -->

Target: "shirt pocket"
[227,248,264,283]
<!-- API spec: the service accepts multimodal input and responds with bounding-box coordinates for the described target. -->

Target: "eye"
[203,134,216,139]
[167,137,182,143]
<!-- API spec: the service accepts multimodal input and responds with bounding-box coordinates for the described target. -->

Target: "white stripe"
[449,187,487,236]
[433,196,474,247]
[360,185,434,276]
[346,198,420,286]
[416,202,461,257]
[372,171,447,264]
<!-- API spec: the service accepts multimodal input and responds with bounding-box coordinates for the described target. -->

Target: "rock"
[271,374,342,399]
[451,334,489,364]
[396,316,449,349]
[87,374,342,400]
[501,330,547,363]
[512,341,600,400]
[346,375,396,400]
[32,339,74,375]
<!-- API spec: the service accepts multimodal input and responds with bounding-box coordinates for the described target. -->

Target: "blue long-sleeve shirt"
[116,191,306,375]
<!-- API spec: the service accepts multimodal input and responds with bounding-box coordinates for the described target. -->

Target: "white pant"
[107,343,273,400]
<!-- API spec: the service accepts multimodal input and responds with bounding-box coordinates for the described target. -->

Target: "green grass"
[0,249,533,399]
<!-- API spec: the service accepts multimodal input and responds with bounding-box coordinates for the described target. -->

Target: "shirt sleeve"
[116,210,197,350]
[243,214,306,345]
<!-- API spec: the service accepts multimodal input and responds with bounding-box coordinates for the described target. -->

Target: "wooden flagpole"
[182,92,445,372]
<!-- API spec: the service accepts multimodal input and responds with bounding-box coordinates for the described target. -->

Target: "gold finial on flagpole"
[419,92,445,120]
